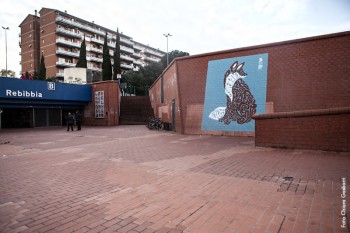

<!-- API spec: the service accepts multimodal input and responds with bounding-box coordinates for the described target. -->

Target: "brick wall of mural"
[149,31,350,150]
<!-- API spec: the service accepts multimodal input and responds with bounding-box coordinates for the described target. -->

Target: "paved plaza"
[0,126,349,233]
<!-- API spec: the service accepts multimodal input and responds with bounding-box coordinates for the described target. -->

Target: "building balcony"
[56,38,81,48]
[121,55,134,62]
[56,61,76,67]
[144,49,164,58]
[91,37,104,45]
[90,39,134,54]
[121,63,133,69]
[87,56,103,63]
[56,72,64,77]
[120,45,134,54]
[89,47,102,54]
[144,56,159,63]
[56,16,105,37]
[131,53,142,59]
[133,44,143,51]
[106,34,133,46]
[56,49,80,58]
[133,60,143,66]
[120,38,134,47]
[56,27,83,38]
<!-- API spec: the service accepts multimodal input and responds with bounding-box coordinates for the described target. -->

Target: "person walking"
[66,112,74,131]
[75,110,82,131]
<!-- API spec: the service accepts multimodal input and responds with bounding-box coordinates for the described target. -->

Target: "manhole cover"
[283,176,293,181]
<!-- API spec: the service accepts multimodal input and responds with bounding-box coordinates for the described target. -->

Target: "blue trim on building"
[0,77,92,108]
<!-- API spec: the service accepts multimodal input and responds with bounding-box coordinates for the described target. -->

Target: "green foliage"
[113,28,122,80]
[121,49,189,96]
[38,53,46,80]
[141,62,164,80]
[102,33,112,80]
[122,62,162,96]
[160,50,189,68]
[46,76,59,82]
[92,71,102,82]
[33,71,39,80]
[76,36,87,68]
[0,69,16,77]
[25,71,29,78]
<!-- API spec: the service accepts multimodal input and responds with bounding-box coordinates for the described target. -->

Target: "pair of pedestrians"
[66,111,82,131]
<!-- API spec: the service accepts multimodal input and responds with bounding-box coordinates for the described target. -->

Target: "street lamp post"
[163,33,172,66]
[2,26,9,77]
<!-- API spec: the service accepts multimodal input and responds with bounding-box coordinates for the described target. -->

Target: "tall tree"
[0,69,16,77]
[102,32,112,80]
[160,50,189,68]
[76,35,87,68]
[38,53,46,80]
[113,28,122,80]
[120,49,190,96]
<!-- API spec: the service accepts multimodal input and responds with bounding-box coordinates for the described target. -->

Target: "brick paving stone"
[0,126,349,233]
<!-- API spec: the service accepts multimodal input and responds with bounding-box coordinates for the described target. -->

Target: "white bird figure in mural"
[209,61,247,121]
[209,62,247,120]
[224,62,247,102]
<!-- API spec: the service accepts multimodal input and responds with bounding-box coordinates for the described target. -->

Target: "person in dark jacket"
[75,110,82,130]
[67,112,74,131]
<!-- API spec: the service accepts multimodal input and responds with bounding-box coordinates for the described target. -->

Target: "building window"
[29,34,32,38]
[42,39,44,44]
[29,24,32,29]
[30,63,32,68]
[30,53,32,57]
[29,44,32,48]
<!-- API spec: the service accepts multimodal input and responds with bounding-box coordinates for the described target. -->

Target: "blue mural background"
[201,53,268,132]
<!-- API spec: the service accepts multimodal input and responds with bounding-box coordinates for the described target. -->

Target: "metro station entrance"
[1,108,33,128]
[0,77,92,129]
[0,108,83,129]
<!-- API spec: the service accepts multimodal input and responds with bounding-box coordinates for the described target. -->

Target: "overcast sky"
[0,0,349,76]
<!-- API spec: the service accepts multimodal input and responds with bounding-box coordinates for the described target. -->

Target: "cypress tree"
[113,28,122,80]
[76,35,87,68]
[102,32,112,80]
[39,53,46,80]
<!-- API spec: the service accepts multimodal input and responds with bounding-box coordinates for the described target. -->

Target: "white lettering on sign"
[5,90,43,98]
[47,82,55,90]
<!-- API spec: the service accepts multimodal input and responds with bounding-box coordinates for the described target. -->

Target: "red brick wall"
[149,63,182,132]
[254,108,350,151]
[149,31,350,150]
[40,8,59,78]
[20,15,39,75]
[84,81,120,126]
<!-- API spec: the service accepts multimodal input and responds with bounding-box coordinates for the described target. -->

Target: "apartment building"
[19,8,165,79]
